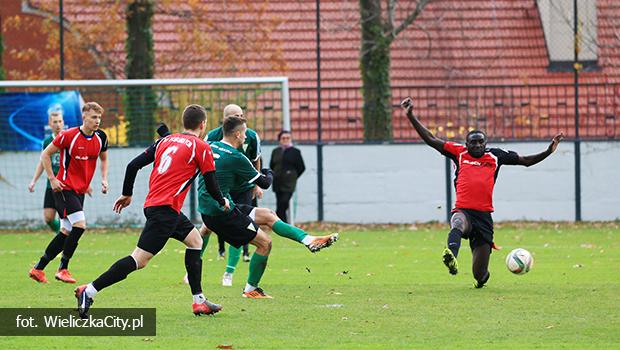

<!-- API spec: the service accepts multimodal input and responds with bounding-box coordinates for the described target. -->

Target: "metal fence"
[289,83,619,143]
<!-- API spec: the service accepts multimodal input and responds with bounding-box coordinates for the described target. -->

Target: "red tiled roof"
[7,0,620,141]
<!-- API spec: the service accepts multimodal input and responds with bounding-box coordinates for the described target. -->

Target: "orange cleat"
[55,269,77,283]
[242,287,273,299]
[29,268,49,283]
[307,233,339,253]
[192,300,222,316]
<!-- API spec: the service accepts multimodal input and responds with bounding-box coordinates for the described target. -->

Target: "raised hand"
[549,132,564,153]
[400,97,414,113]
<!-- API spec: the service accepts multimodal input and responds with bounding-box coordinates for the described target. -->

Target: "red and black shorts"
[52,190,85,218]
[455,208,494,251]
[137,206,196,255]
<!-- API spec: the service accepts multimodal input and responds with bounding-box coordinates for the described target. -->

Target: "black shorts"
[43,188,56,209]
[455,208,494,250]
[201,204,259,249]
[52,190,85,218]
[137,206,196,255]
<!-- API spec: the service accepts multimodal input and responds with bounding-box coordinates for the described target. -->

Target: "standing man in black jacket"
[270,130,305,223]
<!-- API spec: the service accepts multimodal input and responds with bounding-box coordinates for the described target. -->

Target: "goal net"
[0,77,290,228]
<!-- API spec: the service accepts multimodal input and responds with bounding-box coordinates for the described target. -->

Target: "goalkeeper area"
[1,223,619,348]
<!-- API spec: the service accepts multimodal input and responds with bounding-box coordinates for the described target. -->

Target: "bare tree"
[359,0,431,141]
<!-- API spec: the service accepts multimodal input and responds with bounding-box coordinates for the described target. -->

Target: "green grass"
[1,223,619,349]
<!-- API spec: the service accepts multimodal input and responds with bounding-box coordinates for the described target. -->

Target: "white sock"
[193,293,206,304]
[301,236,315,245]
[244,283,257,293]
[85,283,98,298]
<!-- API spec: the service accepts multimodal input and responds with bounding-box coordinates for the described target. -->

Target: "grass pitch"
[1,223,619,349]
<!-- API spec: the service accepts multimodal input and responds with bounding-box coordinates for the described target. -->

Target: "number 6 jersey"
[143,133,216,212]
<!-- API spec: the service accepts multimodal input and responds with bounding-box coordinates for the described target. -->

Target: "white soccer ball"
[505,248,534,275]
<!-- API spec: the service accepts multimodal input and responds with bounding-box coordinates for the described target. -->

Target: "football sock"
[199,234,210,259]
[242,244,249,256]
[244,283,256,293]
[34,232,67,270]
[193,293,206,304]
[47,218,60,233]
[247,252,269,288]
[91,256,137,291]
[85,283,98,298]
[447,228,462,257]
[59,256,70,270]
[226,246,241,274]
[272,220,306,243]
[60,226,85,268]
[185,248,203,295]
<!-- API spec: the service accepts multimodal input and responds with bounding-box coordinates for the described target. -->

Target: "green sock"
[226,246,241,273]
[200,234,210,259]
[247,252,269,287]
[272,220,307,243]
[47,218,60,233]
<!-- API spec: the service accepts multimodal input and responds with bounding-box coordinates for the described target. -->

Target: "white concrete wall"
[1,142,618,228]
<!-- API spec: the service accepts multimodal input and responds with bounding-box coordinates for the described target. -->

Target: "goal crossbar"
[0,76,291,130]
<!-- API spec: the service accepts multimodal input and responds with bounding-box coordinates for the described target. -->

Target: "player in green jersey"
[28,107,66,233]
[198,115,338,298]
[205,104,261,282]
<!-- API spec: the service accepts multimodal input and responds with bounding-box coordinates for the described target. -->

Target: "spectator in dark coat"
[270,130,305,223]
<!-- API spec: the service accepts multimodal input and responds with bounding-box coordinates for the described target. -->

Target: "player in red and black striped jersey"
[29,102,109,285]
[74,104,230,318]
[401,97,563,288]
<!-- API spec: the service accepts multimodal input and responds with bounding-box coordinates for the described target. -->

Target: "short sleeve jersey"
[144,133,216,213]
[53,127,108,194]
[197,141,261,216]
[43,135,61,189]
[207,126,260,193]
[441,142,519,212]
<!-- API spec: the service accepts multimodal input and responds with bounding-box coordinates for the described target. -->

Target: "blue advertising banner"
[0,91,83,151]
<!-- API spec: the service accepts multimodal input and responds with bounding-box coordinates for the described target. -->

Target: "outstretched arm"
[517,132,564,167]
[400,97,445,152]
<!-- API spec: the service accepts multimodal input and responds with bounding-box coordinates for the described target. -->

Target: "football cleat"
[306,233,339,253]
[221,272,233,287]
[242,287,273,299]
[442,248,459,275]
[192,300,222,316]
[55,269,77,283]
[242,254,251,262]
[217,251,225,260]
[473,272,491,289]
[28,268,49,283]
[75,285,93,319]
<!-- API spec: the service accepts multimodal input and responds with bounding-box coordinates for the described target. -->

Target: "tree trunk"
[359,0,392,141]
[125,0,156,146]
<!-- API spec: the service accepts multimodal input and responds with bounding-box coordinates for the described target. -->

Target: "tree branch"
[391,0,432,40]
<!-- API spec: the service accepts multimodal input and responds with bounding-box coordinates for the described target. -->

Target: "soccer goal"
[0,77,290,228]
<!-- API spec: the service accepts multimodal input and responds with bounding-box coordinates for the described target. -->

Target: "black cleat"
[473,272,490,289]
[442,248,459,275]
[75,285,93,319]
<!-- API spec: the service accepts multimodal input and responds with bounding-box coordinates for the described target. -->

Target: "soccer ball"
[505,248,534,275]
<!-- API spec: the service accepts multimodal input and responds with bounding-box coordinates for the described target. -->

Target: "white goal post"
[0,76,291,132]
